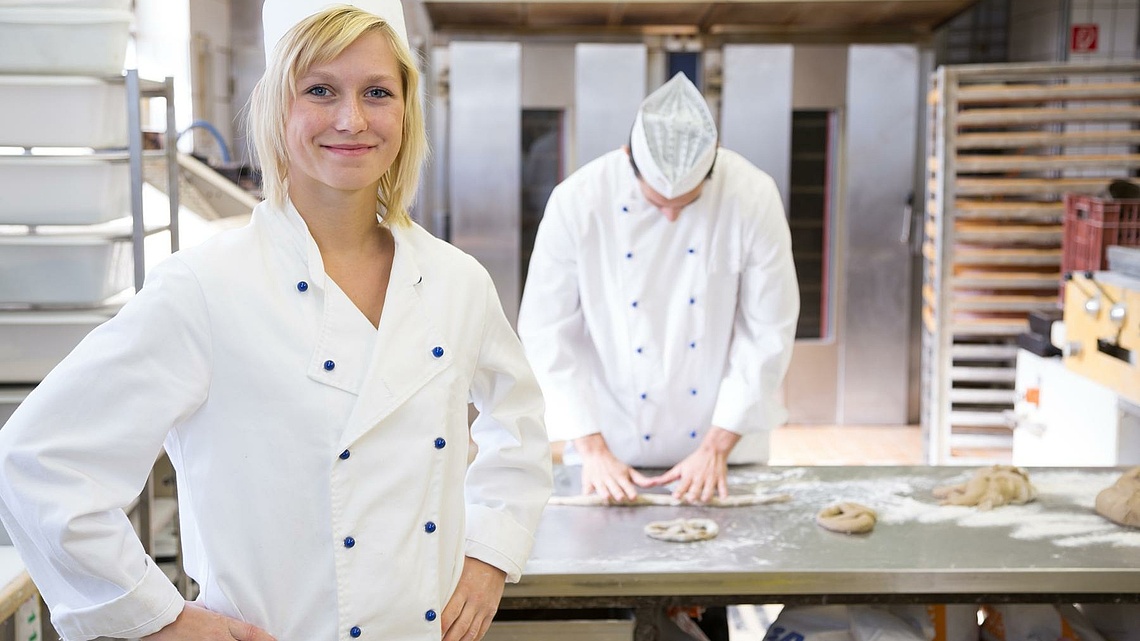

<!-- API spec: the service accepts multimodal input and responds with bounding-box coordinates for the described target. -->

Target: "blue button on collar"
[350,626,362,638]
[432,346,444,358]
[323,360,335,371]
[296,281,309,292]
[343,536,355,548]
[425,521,437,533]
[425,610,437,622]
[339,449,350,460]
[434,437,446,449]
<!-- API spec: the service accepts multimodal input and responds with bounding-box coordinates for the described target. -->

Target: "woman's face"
[285,31,404,201]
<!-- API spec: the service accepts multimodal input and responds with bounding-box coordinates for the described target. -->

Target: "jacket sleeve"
[0,257,211,640]
[711,179,800,434]
[516,185,603,442]
[464,268,553,583]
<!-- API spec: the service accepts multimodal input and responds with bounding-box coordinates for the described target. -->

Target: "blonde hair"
[249,5,427,227]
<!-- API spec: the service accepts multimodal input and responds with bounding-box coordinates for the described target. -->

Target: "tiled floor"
[769,424,924,466]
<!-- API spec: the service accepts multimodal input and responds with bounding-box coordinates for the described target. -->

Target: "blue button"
[621,205,628,213]
[339,449,350,460]
[432,346,444,358]
[350,626,361,638]
[626,252,633,259]
[296,281,309,292]
[424,521,437,533]
[636,347,643,354]
[690,388,698,396]
[343,536,355,548]
[631,301,638,308]
[434,437,446,449]
[425,610,437,622]
[640,393,647,400]
[688,247,696,254]
[323,360,335,371]
[690,430,698,438]
[643,434,651,441]
[689,341,696,349]
[689,297,695,305]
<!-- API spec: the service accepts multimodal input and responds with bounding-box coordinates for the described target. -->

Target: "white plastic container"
[0,8,131,76]
[0,0,130,9]
[0,306,119,383]
[0,386,32,428]
[0,155,129,225]
[0,232,132,306]
[0,76,127,148]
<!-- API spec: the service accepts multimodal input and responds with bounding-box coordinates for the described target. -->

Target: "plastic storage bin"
[0,7,131,75]
[1063,193,1140,274]
[0,307,118,383]
[0,76,127,148]
[0,232,131,306]
[0,155,129,225]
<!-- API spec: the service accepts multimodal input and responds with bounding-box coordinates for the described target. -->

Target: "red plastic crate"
[1063,193,1140,275]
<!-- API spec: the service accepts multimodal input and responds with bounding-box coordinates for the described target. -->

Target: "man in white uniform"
[518,72,799,505]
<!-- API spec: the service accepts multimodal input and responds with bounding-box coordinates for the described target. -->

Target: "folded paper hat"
[262,0,409,65]
[629,72,718,199]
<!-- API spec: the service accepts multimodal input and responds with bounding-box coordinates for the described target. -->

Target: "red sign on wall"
[1071,24,1099,53]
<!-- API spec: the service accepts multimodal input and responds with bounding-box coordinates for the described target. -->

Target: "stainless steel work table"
[500,465,1140,638]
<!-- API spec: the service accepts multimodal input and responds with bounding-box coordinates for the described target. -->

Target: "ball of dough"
[932,465,1036,511]
[816,502,876,534]
[1095,467,1140,529]
[643,517,720,542]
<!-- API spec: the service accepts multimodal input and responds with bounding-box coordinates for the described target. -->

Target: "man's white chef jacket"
[0,200,553,641]
[518,148,799,467]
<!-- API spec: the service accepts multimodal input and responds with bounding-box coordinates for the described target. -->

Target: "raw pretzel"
[932,465,1036,510]
[643,517,720,542]
[1095,467,1140,528]
[548,492,791,508]
[815,502,877,534]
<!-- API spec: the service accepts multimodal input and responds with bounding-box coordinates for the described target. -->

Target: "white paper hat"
[263,0,409,65]
[629,72,718,199]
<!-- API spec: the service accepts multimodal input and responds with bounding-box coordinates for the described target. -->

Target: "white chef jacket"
[517,148,798,468]
[0,200,553,641]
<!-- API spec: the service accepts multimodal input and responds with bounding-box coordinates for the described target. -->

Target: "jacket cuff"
[464,504,536,583]
[53,558,184,641]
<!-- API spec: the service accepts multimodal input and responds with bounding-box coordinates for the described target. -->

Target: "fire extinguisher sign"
[1071,24,1099,53]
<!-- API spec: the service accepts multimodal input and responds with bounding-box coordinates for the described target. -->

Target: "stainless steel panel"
[448,42,522,324]
[784,342,838,424]
[428,46,449,239]
[574,43,646,169]
[840,45,919,424]
[720,45,793,211]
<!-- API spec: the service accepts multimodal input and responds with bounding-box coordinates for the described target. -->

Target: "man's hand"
[141,602,276,641]
[574,433,652,502]
[643,427,741,503]
[441,556,506,641]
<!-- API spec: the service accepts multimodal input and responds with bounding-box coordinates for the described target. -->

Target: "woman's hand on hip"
[441,556,506,641]
[141,602,276,641]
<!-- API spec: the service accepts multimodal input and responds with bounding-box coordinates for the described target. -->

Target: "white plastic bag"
[1076,604,1140,641]
[765,605,976,641]
[981,604,1105,641]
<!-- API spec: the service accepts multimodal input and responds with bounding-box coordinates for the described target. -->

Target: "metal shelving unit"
[922,61,1140,464]
[0,71,182,591]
